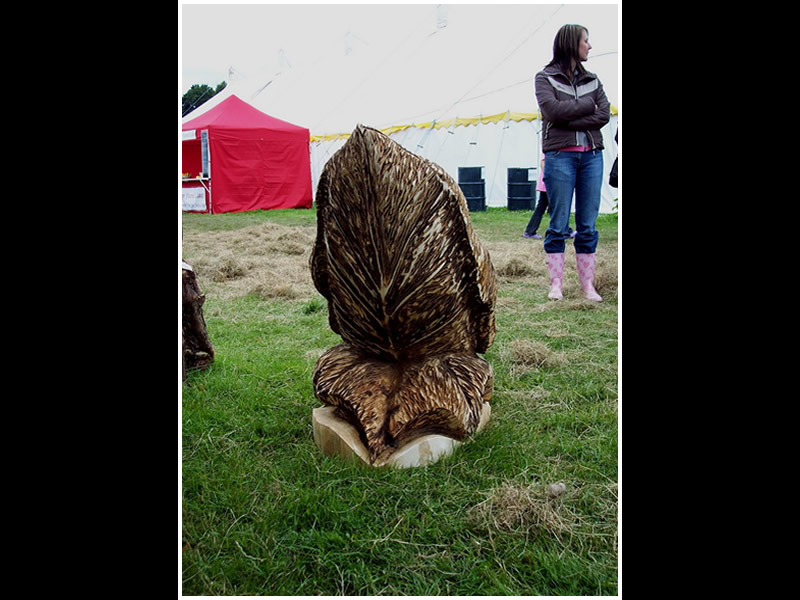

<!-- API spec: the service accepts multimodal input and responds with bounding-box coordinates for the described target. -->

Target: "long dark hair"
[547,24,588,75]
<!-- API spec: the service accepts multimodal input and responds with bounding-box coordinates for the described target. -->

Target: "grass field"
[181,207,618,595]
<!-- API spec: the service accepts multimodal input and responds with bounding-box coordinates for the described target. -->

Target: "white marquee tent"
[182,3,619,211]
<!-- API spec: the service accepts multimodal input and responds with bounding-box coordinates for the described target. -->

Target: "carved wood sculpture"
[310,125,497,465]
[182,261,214,379]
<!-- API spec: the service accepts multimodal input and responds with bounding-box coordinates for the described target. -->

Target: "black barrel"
[458,166,486,211]
[507,167,536,210]
[458,167,484,182]
[507,167,533,183]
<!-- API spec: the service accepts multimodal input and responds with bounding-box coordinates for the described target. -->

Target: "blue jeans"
[543,150,603,254]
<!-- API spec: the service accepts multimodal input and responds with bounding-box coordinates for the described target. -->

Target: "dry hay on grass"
[496,338,567,380]
[485,240,618,300]
[181,222,617,305]
[505,339,567,370]
[467,480,576,541]
[510,339,566,368]
[468,479,618,556]
[182,223,317,301]
[487,241,545,283]
[496,256,535,278]
[590,249,618,298]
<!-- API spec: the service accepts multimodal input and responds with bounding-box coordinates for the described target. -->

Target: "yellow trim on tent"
[309,106,618,142]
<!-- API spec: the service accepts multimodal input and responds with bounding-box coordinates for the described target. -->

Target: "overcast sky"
[180,2,619,132]
[181,3,446,91]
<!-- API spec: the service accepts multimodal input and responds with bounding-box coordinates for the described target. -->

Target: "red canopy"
[182,95,312,213]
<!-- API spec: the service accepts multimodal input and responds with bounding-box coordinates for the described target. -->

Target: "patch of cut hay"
[203,252,250,282]
[182,223,318,301]
[509,339,566,368]
[484,241,546,284]
[497,257,534,278]
[272,230,313,255]
[534,297,604,312]
[249,281,301,300]
[495,295,520,309]
[467,480,576,540]
[593,252,618,298]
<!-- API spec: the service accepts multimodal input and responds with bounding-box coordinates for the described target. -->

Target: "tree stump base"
[182,261,214,379]
[312,403,491,468]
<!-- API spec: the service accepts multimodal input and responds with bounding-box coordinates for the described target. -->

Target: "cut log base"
[312,403,491,468]
[182,261,214,379]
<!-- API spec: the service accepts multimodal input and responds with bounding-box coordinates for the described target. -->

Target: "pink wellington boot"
[545,253,564,300]
[576,253,603,302]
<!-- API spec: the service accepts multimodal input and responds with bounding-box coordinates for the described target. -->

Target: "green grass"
[181,206,618,595]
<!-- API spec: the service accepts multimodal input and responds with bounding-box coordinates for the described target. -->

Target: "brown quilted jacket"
[534,64,610,152]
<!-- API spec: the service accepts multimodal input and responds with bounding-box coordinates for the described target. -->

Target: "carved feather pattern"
[311,125,496,463]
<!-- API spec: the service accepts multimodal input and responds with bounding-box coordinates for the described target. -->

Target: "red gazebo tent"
[181,95,313,213]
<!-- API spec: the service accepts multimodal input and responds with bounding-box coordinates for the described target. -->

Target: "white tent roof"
[182,4,619,212]
[183,4,618,137]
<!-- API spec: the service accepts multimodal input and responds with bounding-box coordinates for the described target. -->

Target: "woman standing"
[535,24,610,301]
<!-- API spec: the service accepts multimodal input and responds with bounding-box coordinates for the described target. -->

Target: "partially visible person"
[609,128,618,188]
[535,23,610,301]
[523,154,575,240]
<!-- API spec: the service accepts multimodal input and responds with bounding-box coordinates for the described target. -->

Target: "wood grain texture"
[310,125,496,463]
[182,262,214,378]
